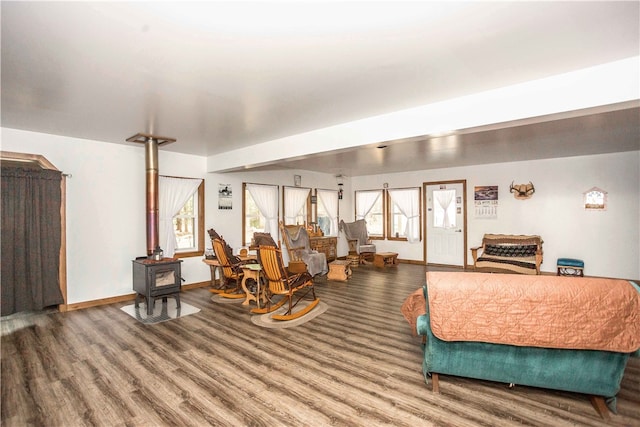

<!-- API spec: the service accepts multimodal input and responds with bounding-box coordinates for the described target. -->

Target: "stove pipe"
[126,133,176,257]
[145,138,160,257]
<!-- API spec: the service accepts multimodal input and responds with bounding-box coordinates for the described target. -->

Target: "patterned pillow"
[485,244,538,257]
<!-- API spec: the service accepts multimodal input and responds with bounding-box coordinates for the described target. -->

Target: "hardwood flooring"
[2,264,639,426]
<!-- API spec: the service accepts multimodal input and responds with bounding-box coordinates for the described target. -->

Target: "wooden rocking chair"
[251,243,320,320]
[279,221,328,277]
[212,238,256,299]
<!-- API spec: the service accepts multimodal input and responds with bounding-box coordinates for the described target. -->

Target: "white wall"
[352,151,640,280]
[2,127,637,306]
[1,128,210,303]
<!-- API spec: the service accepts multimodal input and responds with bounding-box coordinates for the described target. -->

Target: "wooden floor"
[2,264,639,426]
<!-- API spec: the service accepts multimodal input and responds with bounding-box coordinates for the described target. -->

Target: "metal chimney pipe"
[145,137,159,256]
[126,132,176,257]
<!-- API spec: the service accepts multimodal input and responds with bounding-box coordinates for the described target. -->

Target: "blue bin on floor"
[557,258,584,277]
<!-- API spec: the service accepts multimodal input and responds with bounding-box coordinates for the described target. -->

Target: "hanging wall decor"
[218,184,232,210]
[583,187,607,210]
[474,185,498,219]
[509,181,535,200]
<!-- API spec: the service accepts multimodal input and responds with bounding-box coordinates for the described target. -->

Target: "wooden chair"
[339,219,376,264]
[251,243,319,321]
[279,221,328,277]
[212,238,255,299]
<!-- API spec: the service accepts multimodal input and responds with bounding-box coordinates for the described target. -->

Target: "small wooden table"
[240,264,266,308]
[202,258,224,293]
[373,252,399,268]
[328,260,352,281]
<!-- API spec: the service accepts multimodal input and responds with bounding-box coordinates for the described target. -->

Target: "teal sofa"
[415,283,639,420]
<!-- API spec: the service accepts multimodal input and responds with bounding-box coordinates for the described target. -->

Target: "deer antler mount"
[510,181,535,200]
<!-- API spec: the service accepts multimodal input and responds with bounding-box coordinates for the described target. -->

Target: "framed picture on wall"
[218,184,232,210]
[583,187,607,210]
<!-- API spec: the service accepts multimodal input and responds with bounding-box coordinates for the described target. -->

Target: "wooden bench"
[471,234,543,275]
[373,252,399,268]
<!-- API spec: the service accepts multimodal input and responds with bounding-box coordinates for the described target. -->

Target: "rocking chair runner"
[211,238,257,299]
[251,244,320,321]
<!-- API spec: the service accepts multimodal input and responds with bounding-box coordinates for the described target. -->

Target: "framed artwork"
[474,185,498,219]
[294,175,301,187]
[218,184,232,210]
[584,187,607,210]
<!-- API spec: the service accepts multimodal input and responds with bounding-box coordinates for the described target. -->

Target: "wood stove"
[127,132,182,315]
[133,257,182,315]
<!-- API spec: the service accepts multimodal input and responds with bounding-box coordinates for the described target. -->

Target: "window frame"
[172,179,205,258]
[315,188,340,237]
[282,185,312,225]
[386,186,422,242]
[354,189,385,240]
[242,182,280,246]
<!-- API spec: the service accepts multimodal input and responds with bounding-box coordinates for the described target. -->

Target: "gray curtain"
[1,166,64,316]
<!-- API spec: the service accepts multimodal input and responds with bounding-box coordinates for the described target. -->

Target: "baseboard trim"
[62,281,210,312]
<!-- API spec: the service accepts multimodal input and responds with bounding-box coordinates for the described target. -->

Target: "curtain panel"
[283,187,310,225]
[317,190,339,236]
[247,184,279,236]
[1,167,64,316]
[388,188,421,243]
[158,176,203,257]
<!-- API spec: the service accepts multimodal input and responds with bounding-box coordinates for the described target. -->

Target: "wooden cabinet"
[310,236,337,262]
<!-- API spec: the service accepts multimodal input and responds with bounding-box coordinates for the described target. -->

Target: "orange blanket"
[424,272,640,352]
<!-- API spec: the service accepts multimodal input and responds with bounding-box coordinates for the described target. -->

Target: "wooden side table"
[202,258,224,293]
[240,264,266,308]
[373,252,399,268]
[328,260,352,281]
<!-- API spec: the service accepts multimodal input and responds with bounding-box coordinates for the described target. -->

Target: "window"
[433,188,456,228]
[389,202,407,239]
[387,187,421,242]
[355,189,384,238]
[160,176,204,258]
[316,189,339,236]
[243,183,279,245]
[174,194,196,250]
[283,186,311,225]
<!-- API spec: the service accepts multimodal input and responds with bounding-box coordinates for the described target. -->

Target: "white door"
[425,182,465,266]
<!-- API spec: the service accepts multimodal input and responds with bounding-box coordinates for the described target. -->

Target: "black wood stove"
[132,257,182,315]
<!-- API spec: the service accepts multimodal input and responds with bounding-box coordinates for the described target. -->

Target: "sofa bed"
[401,271,640,419]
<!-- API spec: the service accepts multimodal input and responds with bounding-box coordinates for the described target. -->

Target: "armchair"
[279,222,328,277]
[339,219,376,264]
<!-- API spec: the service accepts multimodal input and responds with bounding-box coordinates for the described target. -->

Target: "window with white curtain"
[388,187,421,242]
[283,186,311,225]
[355,189,384,237]
[243,183,279,245]
[316,189,339,236]
[433,189,456,228]
[159,176,204,258]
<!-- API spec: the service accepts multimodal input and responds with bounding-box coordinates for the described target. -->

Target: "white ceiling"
[2,2,639,176]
